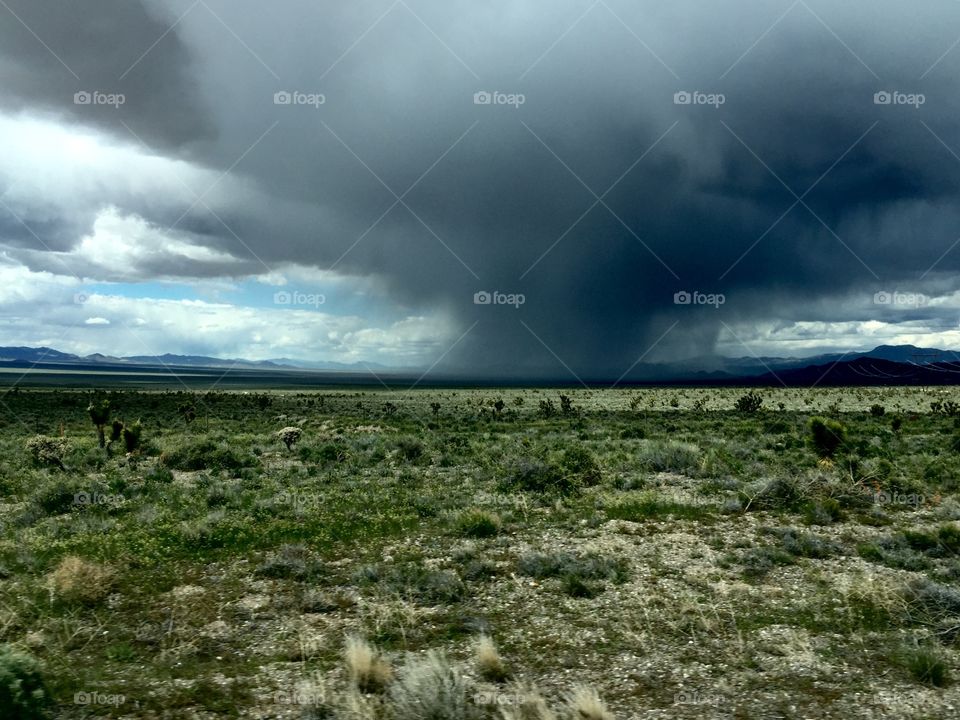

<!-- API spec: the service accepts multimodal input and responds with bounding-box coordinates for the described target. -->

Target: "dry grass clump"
[389,650,473,720]
[566,685,614,720]
[345,636,393,693]
[475,633,509,682]
[48,556,114,604]
[498,683,557,720]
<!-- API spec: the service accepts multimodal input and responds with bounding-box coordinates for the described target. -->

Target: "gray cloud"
[3,0,960,375]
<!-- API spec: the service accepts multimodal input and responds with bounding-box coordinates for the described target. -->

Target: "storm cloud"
[3,0,960,376]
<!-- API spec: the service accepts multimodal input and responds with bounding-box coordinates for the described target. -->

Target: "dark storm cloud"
[5,0,960,375]
[0,0,213,150]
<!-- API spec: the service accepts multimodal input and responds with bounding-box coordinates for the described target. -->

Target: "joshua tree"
[122,420,142,453]
[177,403,196,424]
[110,420,123,443]
[87,399,111,448]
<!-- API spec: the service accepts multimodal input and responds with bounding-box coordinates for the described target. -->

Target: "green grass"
[1,386,960,717]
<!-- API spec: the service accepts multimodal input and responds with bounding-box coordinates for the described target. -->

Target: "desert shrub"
[345,636,392,693]
[902,646,950,686]
[298,442,347,464]
[907,578,960,621]
[537,399,556,417]
[901,525,960,558]
[518,550,629,596]
[254,544,323,581]
[803,498,845,525]
[636,440,701,474]
[559,446,601,486]
[276,426,302,450]
[474,634,509,682]
[389,651,476,720]
[565,685,615,720]
[762,526,842,559]
[619,425,645,439]
[735,391,763,413]
[870,404,886,417]
[354,563,466,605]
[33,478,82,515]
[606,494,709,520]
[0,645,50,719]
[48,556,114,604]
[453,509,501,538]
[498,458,579,496]
[737,545,796,578]
[145,463,174,483]
[739,476,804,511]
[25,436,67,471]
[858,536,930,571]
[162,439,257,474]
[395,437,425,463]
[559,394,575,415]
[809,417,847,458]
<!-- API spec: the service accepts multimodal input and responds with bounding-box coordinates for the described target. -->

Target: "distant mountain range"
[0,343,959,385]
[0,347,403,373]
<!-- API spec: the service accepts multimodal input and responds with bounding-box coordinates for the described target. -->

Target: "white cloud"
[0,262,453,365]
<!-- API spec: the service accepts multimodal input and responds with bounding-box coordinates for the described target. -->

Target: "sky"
[2,0,960,378]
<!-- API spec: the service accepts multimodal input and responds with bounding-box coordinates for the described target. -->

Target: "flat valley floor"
[3,386,960,719]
